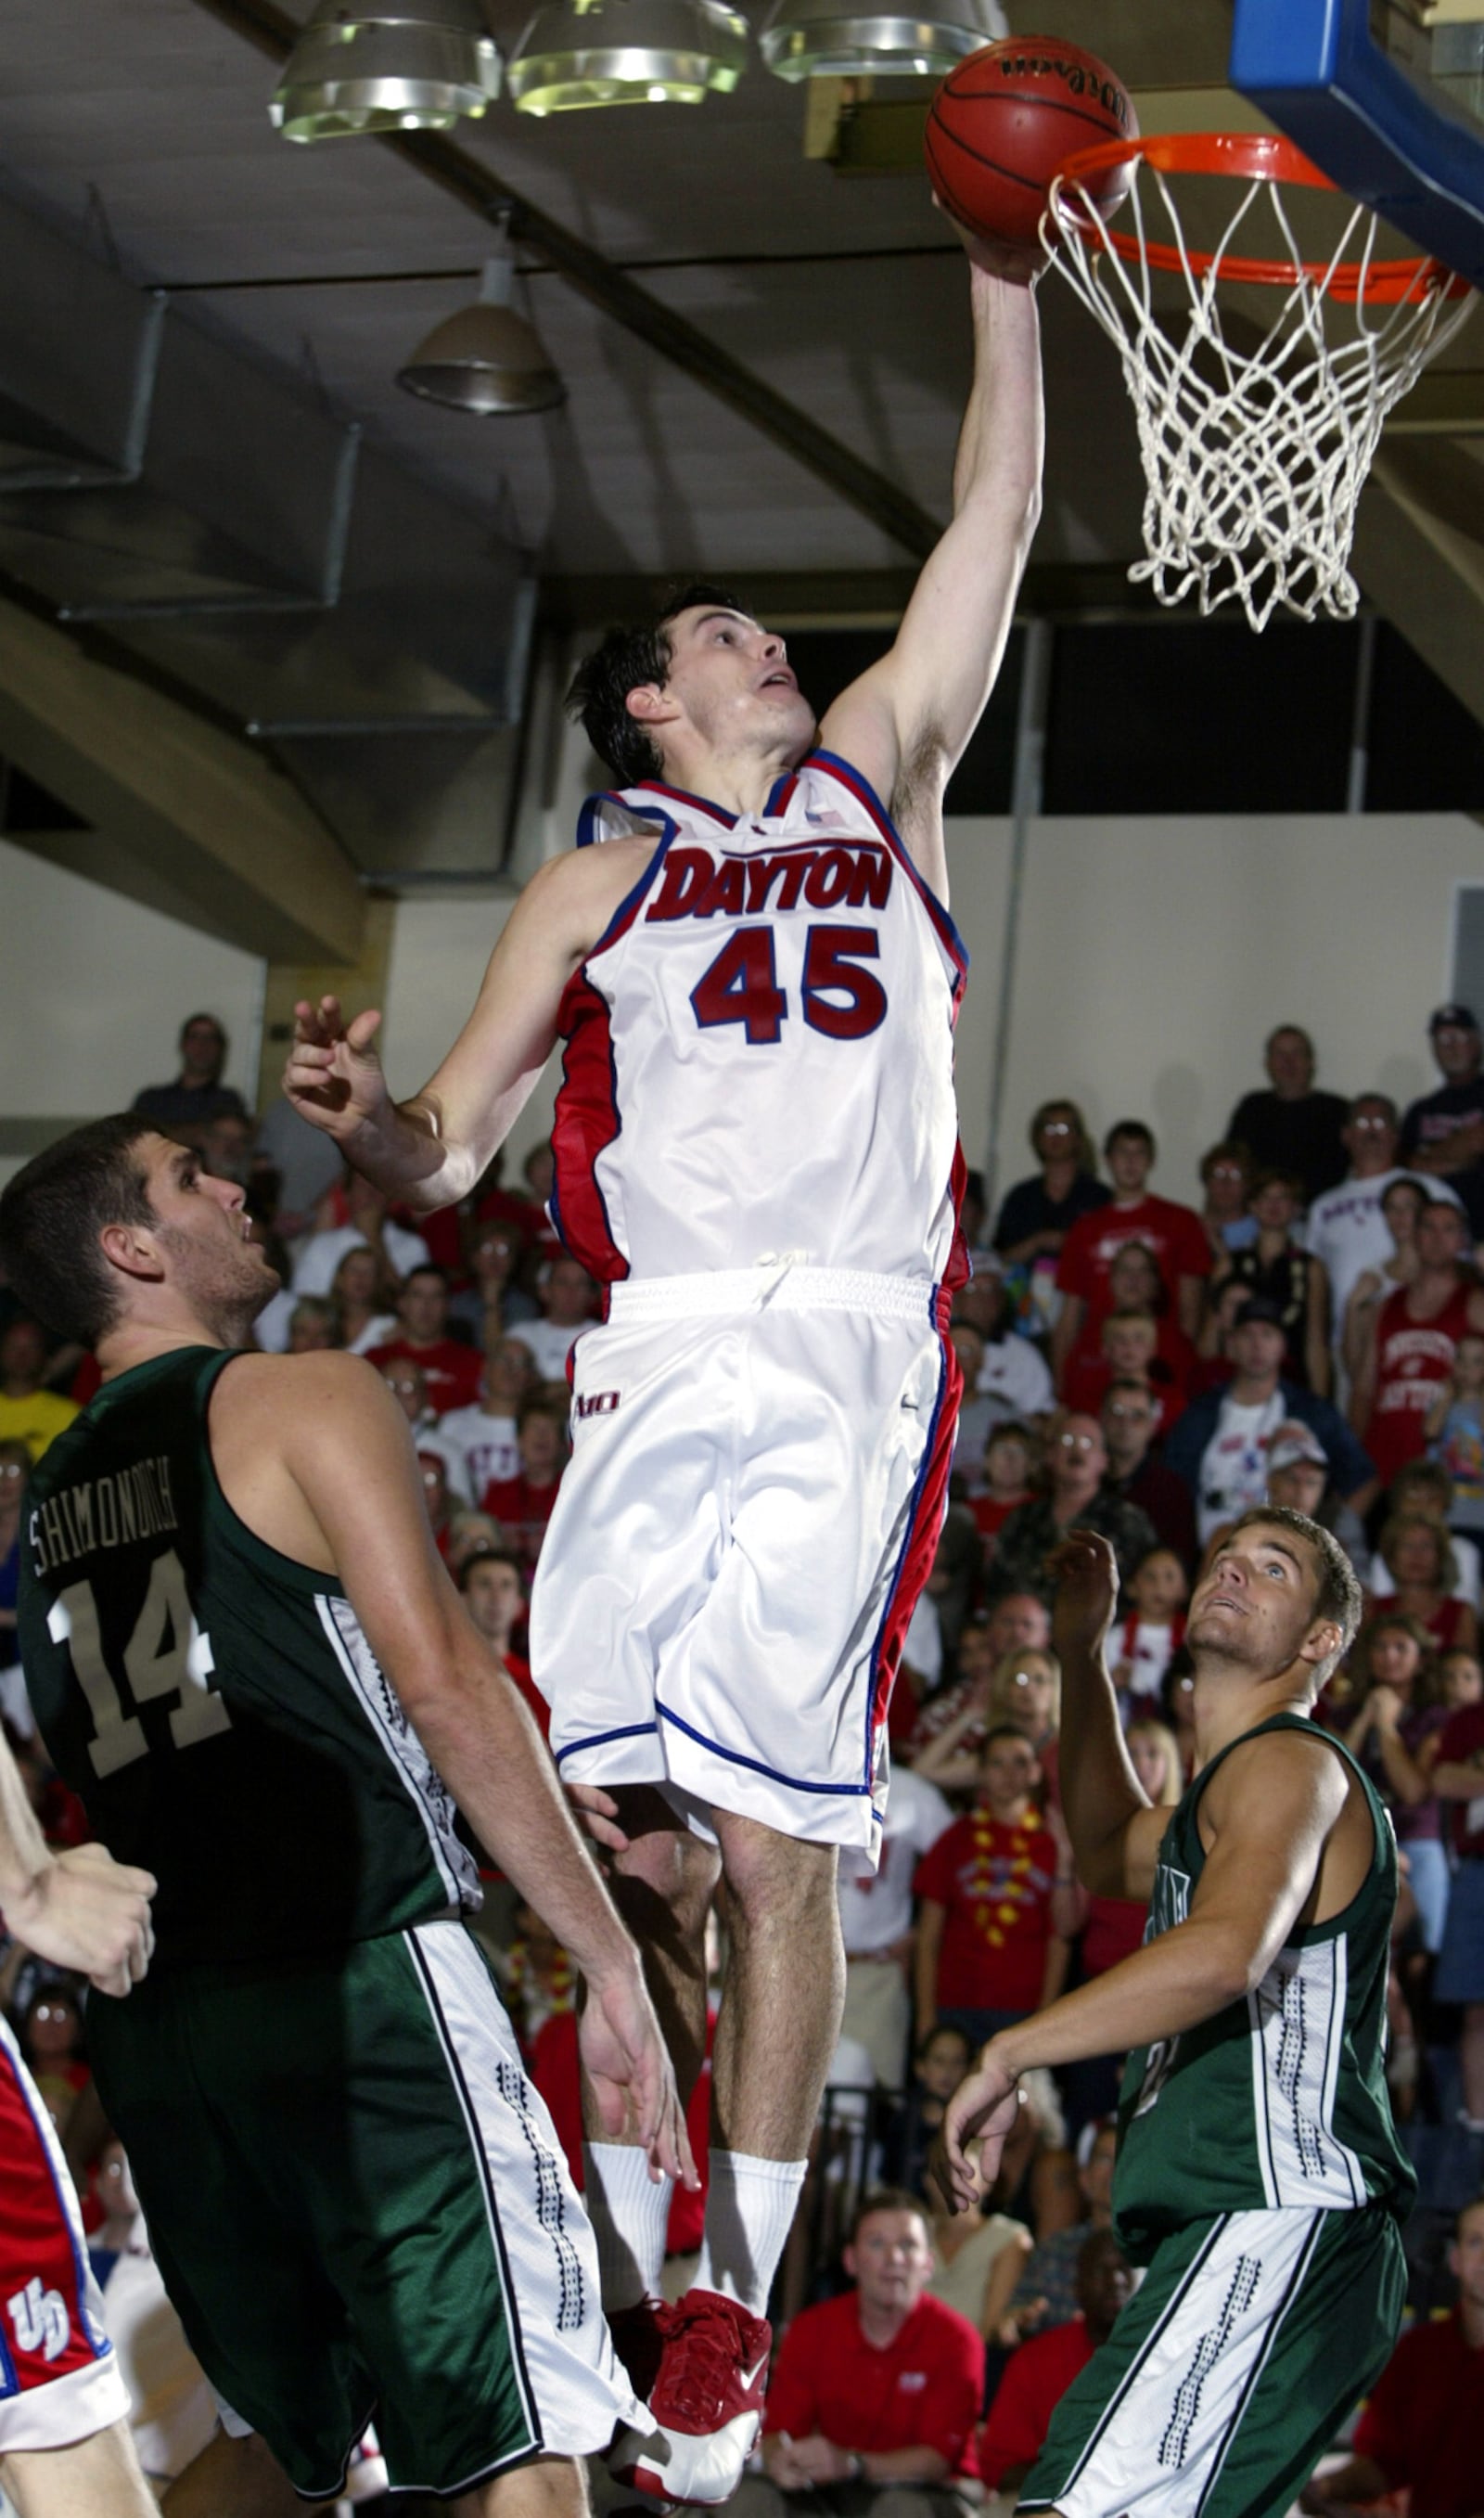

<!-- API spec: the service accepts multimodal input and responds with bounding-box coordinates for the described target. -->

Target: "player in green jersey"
[0,1116,692,2518]
[939,1510,1414,2518]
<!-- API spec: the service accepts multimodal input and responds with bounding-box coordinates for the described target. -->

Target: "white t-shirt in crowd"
[290,1220,430,1297]
[522,1317,588,1381]
[838,1766,953,1956]
[978,1335,1055,1422]
[438,1406,520,1504]
[1196,1390,1288,1545]
[1307,1168,1465,1340]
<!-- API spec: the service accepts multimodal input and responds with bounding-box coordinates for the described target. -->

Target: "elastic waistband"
[605,1264,947,1329]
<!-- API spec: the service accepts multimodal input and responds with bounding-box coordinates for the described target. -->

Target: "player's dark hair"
[0,1114,158,1347]
[566,581,750,785]
[1224,1505,1363,1686]
[849,2187,930,2246]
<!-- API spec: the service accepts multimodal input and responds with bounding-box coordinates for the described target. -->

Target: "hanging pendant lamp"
[397,254,566,415]
[507,0,748,114]
[760,0,1004,81]
[270,0,502,141]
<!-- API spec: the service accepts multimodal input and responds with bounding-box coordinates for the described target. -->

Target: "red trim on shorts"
[869,1322,964,1772]
[0,2028,109,2403]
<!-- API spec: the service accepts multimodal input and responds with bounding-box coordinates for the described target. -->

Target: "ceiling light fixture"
[506,0,748,113]
[759,0,1005,80]
[396,250,566,414]
[270,0,502,141]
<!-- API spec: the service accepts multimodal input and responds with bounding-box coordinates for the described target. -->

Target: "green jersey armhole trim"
[1192,1711,1389,1950]
[199,1349,349,1604]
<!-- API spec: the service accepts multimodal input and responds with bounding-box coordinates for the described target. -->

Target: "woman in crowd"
[328,1243,399,1356]
[911,1647,1061,1801]
[1064,1238,1197,1419]
[991,1099,1109,1268]
[1197,1141,1258,1260]
[450,1217,539,1344]
[1343,1612,1452,1953]
[1373,1514,1479,1655]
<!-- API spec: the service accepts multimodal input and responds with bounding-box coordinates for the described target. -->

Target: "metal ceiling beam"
[188,0,944,560]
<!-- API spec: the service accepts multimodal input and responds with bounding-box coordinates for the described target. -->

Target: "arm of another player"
[0,1731,154,1998]
[281,842,645,1213]
[817,245,1044,896]
[255,1354,692,2179]
[937,1729,1351,2207]
[1049,1533,1169,1901]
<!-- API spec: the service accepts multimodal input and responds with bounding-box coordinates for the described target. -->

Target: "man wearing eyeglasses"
[1098,1380,1196,1568]
[987,1414,1158,1610]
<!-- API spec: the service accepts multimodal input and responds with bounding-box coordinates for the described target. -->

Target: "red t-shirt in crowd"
[366,1335,482,1417]
[978,2315,1094,2490]
[1055,1198,1210,1332]
[480,1471,564,1574]
[914,1808,1059,2014]
[1352,2310,1484,2518]
[1437,1703,1484,1858]
[763,2290,983,2478]
[1363,1279,1476,1488]
[1061,1322,1195,1428]
[1080,1893,1147,1978]
[967,1493,1029,1546]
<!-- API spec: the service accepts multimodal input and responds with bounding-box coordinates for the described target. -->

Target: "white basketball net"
[1045,159,1478,631]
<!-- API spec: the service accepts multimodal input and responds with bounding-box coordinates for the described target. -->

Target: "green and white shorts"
[1017,2203,1404,2518]
[90,1920,646,2502]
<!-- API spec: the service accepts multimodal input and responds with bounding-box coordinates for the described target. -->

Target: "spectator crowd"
[3,1000,1484,2512]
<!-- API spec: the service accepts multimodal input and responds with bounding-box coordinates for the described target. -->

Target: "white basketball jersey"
[550,751,969,1287]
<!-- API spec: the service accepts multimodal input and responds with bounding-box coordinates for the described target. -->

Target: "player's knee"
[607,1788,720,1926]
[716,1811,839,1929]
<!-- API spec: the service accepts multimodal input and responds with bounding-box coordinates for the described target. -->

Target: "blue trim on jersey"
[656,1698,877,1801]
[863,1324,952,1784]
[806,750,969,975]
[587,816,681,956]
[634,778,739,830]
[554,1720,659,1766]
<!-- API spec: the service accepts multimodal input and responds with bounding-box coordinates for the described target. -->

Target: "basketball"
[924,36,1137,249]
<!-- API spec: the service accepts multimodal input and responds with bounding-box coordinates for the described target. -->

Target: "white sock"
[694,2151,806,2318]
[584,2142,674,2311]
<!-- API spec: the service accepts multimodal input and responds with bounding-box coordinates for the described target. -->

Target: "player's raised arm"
[819,246,1044,893]
[282,841,646,1214]
[1049,1533,1170,1902]
[0,1728,155,1998]
[224,1350,693,2183]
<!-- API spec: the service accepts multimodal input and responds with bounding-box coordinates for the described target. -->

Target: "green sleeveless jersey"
[17,1346,478,1972]
[1113,1713,1414,2261]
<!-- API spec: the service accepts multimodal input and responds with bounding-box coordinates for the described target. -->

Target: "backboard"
[1231,0,1484,289]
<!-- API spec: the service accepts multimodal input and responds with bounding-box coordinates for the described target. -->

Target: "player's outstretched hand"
[7,1844,157,1998]
[579,1958,699,2190]
[1048,1530,1119,1665]
[283,994,389,1142]
[934,2042,1022,2213]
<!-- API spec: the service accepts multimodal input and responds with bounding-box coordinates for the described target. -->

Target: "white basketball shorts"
[531,1265,960,1874]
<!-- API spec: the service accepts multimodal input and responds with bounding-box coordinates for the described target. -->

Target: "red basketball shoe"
[608,2286,772,2506]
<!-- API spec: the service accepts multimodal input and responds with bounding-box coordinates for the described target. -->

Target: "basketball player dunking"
[286,232,1043,2502]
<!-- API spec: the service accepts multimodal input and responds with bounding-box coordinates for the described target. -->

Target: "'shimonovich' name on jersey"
[28,1458,178,1577]
[645,841,892,924]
